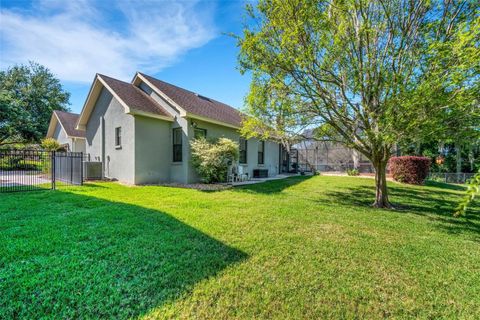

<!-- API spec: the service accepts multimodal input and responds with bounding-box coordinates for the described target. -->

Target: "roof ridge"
[98,73,172,120]
[131,83,171,115]
[139,72,240,111]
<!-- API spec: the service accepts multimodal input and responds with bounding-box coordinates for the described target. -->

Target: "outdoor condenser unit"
[83,162,103,180]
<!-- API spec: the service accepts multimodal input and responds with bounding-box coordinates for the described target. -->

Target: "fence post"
[80,152,84,185]
[51,151,56,190]
[70,153,73,184]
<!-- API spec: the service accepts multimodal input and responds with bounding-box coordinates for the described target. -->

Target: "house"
[67,72,282,184]
[46,110,86,153]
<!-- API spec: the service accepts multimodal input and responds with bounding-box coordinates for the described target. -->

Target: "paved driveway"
[0,171,51,187]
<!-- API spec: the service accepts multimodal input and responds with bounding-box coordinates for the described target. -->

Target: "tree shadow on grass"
[234,175,313,194]
[0,189,247,319]
[424,180,467,191]
[322,182,480,239]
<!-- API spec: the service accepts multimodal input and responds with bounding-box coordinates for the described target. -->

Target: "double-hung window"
[194,128,207,139]
[115,127,122,147]
[258,141,265,164]
[239,138,247,164]
[173,128,183,162]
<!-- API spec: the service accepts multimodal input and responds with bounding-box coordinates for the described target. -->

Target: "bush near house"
[190,137,239,183]
[40,138,61,151]
[346,168,360,176]
[389,156,431,184]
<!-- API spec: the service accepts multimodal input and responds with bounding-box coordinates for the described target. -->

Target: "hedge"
[388,156,431,184]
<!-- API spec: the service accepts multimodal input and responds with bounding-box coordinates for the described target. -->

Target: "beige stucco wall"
[134,115,172,184]
[85,87,135,184]
[185,119,280,182]
[83,79,281,184]
[52,122,71,149]
[52,122,86,153]
[72,138,86,153]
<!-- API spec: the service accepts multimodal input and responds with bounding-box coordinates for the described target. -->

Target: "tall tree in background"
[0,62,70,146]
[240,79,315,152]
[238,0,479,208]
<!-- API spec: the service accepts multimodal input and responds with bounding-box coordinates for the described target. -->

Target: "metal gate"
[0,150,83,192]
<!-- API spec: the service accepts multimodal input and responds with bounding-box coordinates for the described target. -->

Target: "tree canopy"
[0,62,70,146]
[238,0,479,207]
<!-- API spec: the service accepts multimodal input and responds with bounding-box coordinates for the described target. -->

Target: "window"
[194,128,207,139]
[239,138,247,164]
[173,128,182,162]
[258,141,265,164]
[115,127,121,147]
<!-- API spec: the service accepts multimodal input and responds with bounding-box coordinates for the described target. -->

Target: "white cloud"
[0,0,217,82]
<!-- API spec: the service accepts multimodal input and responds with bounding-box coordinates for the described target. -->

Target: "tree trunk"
[373,160,391,208]
[352,149,360,170]
[468,145,474,172]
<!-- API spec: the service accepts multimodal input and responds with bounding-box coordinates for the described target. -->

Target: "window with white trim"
[173,128,183,162]
[239,138,247,164]
[115,127,121,147]
[258,141,265,164]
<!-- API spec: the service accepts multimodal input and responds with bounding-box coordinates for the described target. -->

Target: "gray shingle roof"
[99,74,171,118]
[54,110,85,138]
[139,73,243,127]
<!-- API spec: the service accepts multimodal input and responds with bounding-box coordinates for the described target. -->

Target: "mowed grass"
[1,176,479,319]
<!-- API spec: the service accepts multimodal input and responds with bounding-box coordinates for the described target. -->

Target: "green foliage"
[0,62,70,145]
[40,138,61,151]
[240,77,313,149]
[455,170,480,216]
[190,137,239,183]
[0,157,46,171]
[237,0,479,207]
[346,169,360,176]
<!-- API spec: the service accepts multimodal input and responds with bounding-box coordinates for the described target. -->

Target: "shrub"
[190,137,239,183]
[346,168,360,176]
[41,138,61,151]
[388,156,431,184]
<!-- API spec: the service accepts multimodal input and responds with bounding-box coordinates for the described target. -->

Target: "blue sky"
[0,0,251,113]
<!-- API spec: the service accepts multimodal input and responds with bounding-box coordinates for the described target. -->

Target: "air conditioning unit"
[83,162,103,180]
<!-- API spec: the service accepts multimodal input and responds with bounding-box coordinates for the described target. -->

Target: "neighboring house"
[46,110,86,153]
[74,72,282,184]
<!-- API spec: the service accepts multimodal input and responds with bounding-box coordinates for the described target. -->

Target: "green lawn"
[1,176,479,319]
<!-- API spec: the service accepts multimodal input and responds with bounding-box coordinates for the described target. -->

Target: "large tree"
[0,62,70,146]
[237,0,479,208]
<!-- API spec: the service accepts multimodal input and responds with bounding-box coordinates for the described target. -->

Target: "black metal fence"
[53,152,83,187]
[0,150,83,193]
[428,172,475,184]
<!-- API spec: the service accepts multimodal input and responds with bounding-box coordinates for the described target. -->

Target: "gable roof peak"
[137,72,243,128]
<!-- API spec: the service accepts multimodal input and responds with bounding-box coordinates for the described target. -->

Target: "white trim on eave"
[77,74,174,130]
[97,76,133,114]
[133,72,242,130]
[46,113,58,138]
[133,73,188,116]
[47,111,86,139]
[183,113,240,130]
[128,110,174,122]
[76,75,103,130]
